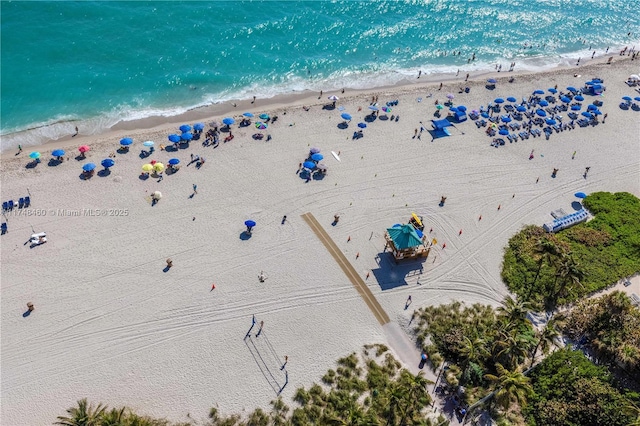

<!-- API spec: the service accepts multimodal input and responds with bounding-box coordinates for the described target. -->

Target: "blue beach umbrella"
[311,153,324,161]
[82,162,96,172]
[120,137,133,146]
[52,149,65,157]
[548,88,558,94]
[635,97,640,102]
[193,123,205,131]
[341,112,352,121]
[546,118,557,126]
[457,105,467,112]
[303,161,316,169]
[181,132,193,141]
[244,220,256,228]
[592,109,602,115]
[560,96,571,103]
[574,95,584,102]
[494,98,505,104]
[587,104,598,111]
[622,96,632,101]
[243,112,254,117]
[506,97,517,103]
[533,89,544,95]
[487,78,497,84]
[516,105,527,112]
[255,122,267,129]
[449,107,459,112]
[259,113,269,120]
[539,100,549,107]
[581,111,593,118]
[501,115,512,123]
[168,158,180,165]
[536,109,547,117]
[499,128,509,135]
[567,86,577,93]
[222,117,235,126]
[179,124,191,133]
[575,192,587,199]
[143,141,155,147]
[29,151,41,159]
[168,134,181,143]
[571,104,582,111]
[101,158,114,168]
[481,112,490,118]
[358,122,367,128]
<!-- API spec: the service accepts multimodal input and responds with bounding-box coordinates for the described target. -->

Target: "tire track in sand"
[301,212,390,326]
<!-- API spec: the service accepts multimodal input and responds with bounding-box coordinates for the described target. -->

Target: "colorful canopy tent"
[429,119,456,140]
[384,224,430,262]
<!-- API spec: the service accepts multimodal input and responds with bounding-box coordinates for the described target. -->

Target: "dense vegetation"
[501,192,640,309]
[55,345,449,426]
[525,348,637,426]
[561,291,640,376]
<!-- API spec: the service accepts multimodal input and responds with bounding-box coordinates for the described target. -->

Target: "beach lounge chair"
[8,200,14,210]
[18,198,24,208]
[24,196,30,207]
[1,223,7,235]
[2,202,8,211]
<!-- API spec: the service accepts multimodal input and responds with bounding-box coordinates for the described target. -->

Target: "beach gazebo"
[384,224,430,262]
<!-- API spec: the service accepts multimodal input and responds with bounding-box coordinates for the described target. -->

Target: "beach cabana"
[430,118,454,140]
[384,224,430,262]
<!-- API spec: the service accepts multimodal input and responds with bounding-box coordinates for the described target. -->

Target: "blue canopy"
[592,109,602,115]
[499,128,509,135]
[179,124,191,133]
[168,134,181,143]
[181,132,193,141]
[457,105,467,111]
[487,78,497,84]
[567,86,577,92]
[501,115,512,123]
[168,158,180,165]
[82,162,96,171]
[52,149,65,157]
[101,158,115,168]
[120,137,133,146]
[494,98,505,104]
[386,224,423,250]
[560,96,571,103]
[311,153,324,161]
[341,112,352,121]
[622,96,632,101]
[193,123,205,131]
[575,192,587,199]
[245,220,256,228]
[506,97,517,102]
[574,95,584,101]
[546,118,557,125]
[243,112,254,117]
[587,104,598,111]
[581,111,593,118]
[571,104,582,111]
[536,109,547,117]
[548,88,558,94]
[539,100,549,107]
[432,119,452,130]
[303,161,316,169]
[222,117,235,126]
[516,105,527,112]
[533,89,545,95]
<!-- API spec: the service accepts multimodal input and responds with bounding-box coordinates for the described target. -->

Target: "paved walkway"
[301,212,390,325]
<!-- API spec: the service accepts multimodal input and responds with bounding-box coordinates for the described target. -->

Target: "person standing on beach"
[603,113,608,123]
[192,184,197,194]
[465,73,469,81]
[418,70,422,79]
[18,144,23,154]
[584,167,590,177]
[572,151,577,159]
[252,96,256,104]
[73,126,79,137]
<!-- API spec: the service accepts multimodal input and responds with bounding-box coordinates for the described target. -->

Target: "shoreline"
[1,52,636,159]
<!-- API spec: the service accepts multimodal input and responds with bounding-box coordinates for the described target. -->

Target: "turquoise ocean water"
[1,0,638,151]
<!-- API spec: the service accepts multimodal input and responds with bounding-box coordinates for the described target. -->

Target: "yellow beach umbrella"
[153,162,165,172]
[142,164,154,172]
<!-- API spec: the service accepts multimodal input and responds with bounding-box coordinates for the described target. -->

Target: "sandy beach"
[2,58,639,425]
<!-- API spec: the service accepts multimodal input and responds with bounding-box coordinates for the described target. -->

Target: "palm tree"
[459,337,488,379]
[55,399,106,426]
[623,399,640,426]
[497,296,532,330]
[552,255,584,305]
[484,364,533,411]
[99,407,126,426]
[532,238,563,289]
[384,382,409,426]
[397,371,433,424]
[493,330,533,370]
[530,318,560,368]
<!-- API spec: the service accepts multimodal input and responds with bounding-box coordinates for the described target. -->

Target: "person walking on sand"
[281,215,287,224]
[18,144,23,154]
[73,126,79,137]
[572,151,577,159]
[193,184,198,194]
[405,295,412,308]
[256,320,264,337]
[603,113,608,123]
[333,214,340,224]
[529,149,535,160]
[27,302,34,312]
[584,166,590,177]
[166,258,173,269]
